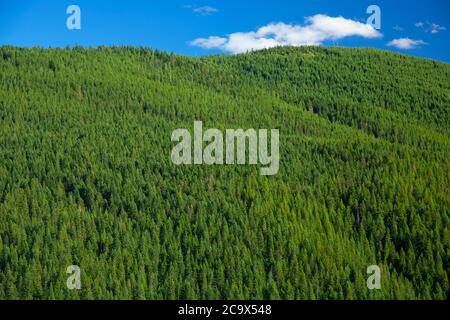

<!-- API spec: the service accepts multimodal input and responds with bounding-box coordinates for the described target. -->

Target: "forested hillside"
[0,45,448,299]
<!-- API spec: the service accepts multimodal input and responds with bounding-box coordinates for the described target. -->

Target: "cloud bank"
[387,38,427,50]
[190,14,383,54]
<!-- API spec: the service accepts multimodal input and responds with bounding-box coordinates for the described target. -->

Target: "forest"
[0,45,448,299]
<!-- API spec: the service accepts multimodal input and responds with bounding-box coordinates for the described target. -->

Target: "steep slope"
[0,46,448,299]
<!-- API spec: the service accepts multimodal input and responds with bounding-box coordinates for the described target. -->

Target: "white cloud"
[190,36,227,49]
[387,38,427,50]
[190,14,382,54]
[429,23,446,34]
[393,25,404,32]
[194,6,218,15]
[415,21,446,34]
[183,5,218,16]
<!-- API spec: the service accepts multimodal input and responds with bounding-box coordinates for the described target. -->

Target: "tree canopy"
[0,45,448,299]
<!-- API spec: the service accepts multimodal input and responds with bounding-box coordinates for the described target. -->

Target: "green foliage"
[0,45,448,299]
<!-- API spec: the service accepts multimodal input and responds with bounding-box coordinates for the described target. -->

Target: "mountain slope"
[0,46,448,299]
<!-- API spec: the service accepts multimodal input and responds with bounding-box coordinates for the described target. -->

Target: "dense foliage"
[0,45,448,299]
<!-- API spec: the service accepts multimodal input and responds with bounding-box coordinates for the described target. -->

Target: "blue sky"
[0,0,448,62]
